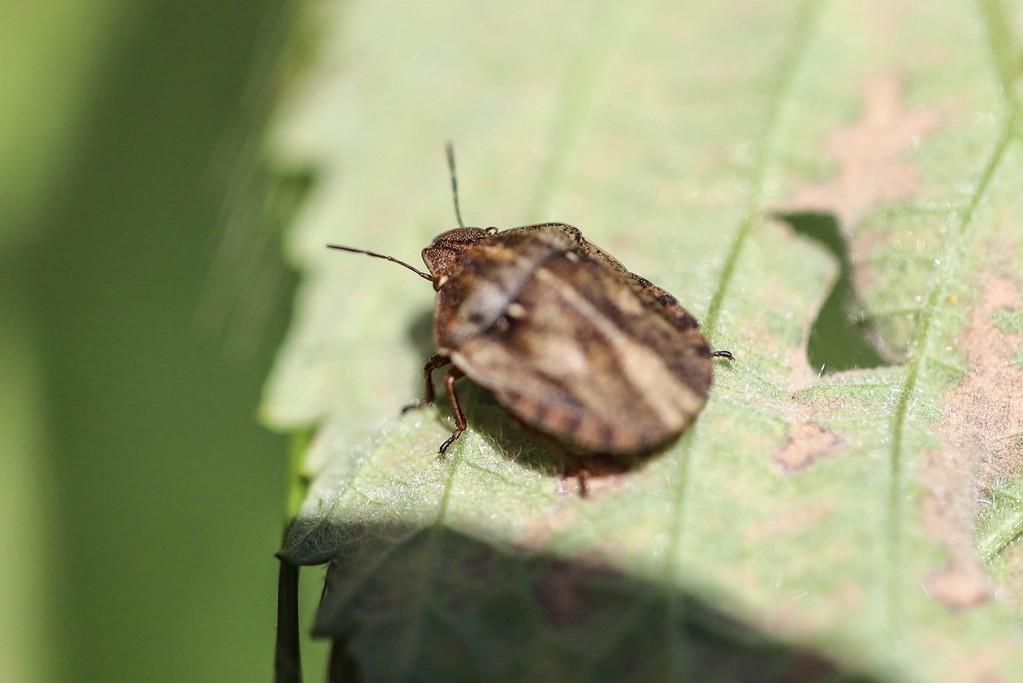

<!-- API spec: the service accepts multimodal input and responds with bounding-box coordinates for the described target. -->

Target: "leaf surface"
[265,1,1023,680]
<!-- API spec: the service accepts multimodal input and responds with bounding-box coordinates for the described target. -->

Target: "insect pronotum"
[328,146,733,476]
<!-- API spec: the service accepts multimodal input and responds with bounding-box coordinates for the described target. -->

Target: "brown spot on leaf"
[919,443,987,610]
[961,278,1023,486]
[925,562,990,610]
[781,75,943,363]
[786,74,941,231]
[921,276,1023,609]
[920,446,992,609]
[939,275,1023,486]
[774,422,842,471]
[781,74,941,361]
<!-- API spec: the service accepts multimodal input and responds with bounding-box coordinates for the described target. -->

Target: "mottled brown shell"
[422,223,715,456]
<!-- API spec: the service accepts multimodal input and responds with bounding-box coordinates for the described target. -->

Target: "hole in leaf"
[775,212,888,374]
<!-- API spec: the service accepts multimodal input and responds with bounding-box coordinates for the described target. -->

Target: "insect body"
[328,148,732,464]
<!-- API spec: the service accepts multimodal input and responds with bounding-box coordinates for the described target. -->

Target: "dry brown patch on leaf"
[924,560,990,610]
[920,444,990,610]
[773,422,842,471]
[921,275,1023,609]
[783,75,943,357]
[942,276,1023,487]
[785,74,941,231]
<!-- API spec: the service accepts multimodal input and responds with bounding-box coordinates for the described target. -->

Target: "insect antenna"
[446,142,465,228]
[325,244,434,282]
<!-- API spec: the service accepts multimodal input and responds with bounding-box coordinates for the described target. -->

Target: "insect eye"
[485,226,499,235]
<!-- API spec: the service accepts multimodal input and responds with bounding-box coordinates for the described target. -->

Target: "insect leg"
[526,431,595,497]
[558,452,591,497]
[438,366,467,455]
[402,353,451,413]
[711,350,735,361]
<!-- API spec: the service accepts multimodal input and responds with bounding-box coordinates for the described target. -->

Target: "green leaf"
[265,1,1023,680]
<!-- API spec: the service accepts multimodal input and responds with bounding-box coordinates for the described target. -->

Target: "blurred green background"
[0,1,315,680]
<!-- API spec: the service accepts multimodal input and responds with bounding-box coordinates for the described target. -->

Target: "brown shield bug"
[328,146,733,480]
